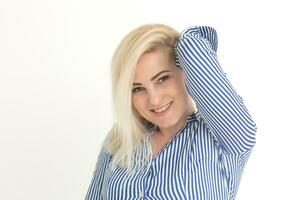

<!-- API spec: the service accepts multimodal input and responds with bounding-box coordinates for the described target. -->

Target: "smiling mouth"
[151,101,173,113]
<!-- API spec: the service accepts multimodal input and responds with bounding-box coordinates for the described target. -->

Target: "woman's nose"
[147,90,162,106]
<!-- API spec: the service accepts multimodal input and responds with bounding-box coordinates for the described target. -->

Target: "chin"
[147,108,185,130]
[156,116,181,129]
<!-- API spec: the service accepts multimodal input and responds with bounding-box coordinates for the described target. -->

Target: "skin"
[132,47,195,157]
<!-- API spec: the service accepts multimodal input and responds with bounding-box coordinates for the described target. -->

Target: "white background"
[1,0,299,199]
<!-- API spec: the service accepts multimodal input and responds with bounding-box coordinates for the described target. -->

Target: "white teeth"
[153,103,171,113]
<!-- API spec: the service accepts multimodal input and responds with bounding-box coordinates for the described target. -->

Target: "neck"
[157,111,190,139]
[156,98,196,138]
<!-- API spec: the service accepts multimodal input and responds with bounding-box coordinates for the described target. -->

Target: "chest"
[102,125,234,200]
[149,133,175,159]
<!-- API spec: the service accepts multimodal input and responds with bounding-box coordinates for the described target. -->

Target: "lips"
[151,101,173,114]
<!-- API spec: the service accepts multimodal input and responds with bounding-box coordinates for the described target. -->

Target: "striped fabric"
[85,26,257,200]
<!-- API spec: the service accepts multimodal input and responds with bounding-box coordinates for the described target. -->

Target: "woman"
[85,24,257,200]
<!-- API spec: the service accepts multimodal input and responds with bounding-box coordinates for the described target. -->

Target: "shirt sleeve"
[85,146,111,200]
[175,26,257,155]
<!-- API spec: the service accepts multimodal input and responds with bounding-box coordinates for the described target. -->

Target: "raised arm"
[175,26,256,155]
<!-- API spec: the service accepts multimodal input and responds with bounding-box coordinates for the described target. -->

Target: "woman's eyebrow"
[133,70,171,86]
[150,70,171,81]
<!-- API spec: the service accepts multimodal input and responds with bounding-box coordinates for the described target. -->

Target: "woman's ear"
[187,95,196,114]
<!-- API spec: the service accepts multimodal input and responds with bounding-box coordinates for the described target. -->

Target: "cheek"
[132,95,145,112]
[132,95,150,121]
[174,87,190,108]
[170,77,188,97]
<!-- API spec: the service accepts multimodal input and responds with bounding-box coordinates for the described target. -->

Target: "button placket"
[140,163,152,199]
[148,167,153,176]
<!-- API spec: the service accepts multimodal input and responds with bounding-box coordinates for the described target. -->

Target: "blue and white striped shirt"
[85,26,257,200]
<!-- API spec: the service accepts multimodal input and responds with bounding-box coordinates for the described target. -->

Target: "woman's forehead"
[136,48,174,70]
[134,64,173,81]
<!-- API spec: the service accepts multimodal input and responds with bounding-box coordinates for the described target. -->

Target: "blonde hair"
[104,24,179,172]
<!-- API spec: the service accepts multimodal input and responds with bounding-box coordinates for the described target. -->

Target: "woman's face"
[132,47,193,132]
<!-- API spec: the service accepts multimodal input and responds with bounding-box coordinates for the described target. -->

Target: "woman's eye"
[132,87,144,93]
[158,75,169,83]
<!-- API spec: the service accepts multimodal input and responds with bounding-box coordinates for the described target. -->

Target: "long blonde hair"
[104,24,179,171]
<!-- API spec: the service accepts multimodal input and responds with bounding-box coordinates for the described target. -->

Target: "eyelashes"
[132,75,171,93]
[132,87,144,93]
[158,75,170,83]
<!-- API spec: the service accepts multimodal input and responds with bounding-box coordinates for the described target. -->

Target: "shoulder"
[187,111,218,140]
[94,146,112,173]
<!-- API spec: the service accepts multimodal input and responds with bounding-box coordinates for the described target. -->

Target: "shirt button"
[139,191,144,197]
[238,95,244,103]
